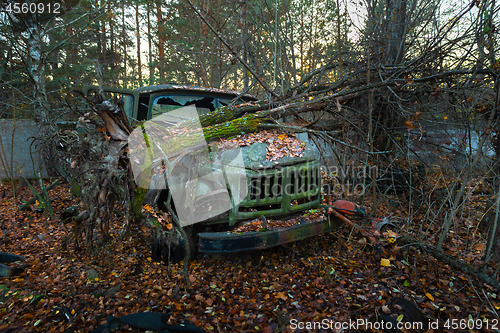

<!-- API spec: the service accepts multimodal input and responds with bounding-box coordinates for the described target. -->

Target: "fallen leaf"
[475,243,486,252]
[380,258,391,267]
[404,120,415,130]
[276,292,287,301]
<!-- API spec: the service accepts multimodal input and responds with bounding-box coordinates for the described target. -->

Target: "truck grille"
[232,161,321,223]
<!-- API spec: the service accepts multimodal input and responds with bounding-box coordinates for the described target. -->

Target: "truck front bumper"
[198,215,343,253]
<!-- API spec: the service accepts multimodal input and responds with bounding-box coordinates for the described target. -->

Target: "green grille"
[229,161,321,225]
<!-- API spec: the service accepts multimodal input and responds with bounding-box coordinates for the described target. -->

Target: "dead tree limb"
[18,179,60,211]
[399,237,500,291]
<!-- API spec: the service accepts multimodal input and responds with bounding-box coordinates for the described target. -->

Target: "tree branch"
[399,237,500,290]
[185,0,281,101]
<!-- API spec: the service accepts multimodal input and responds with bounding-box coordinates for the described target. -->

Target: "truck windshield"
[218,98,233,106]
[151,95,216,119]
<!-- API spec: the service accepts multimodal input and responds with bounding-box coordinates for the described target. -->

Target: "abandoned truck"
[83,84,349,260]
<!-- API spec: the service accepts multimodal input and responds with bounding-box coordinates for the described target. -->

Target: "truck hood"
[217,141,317,170]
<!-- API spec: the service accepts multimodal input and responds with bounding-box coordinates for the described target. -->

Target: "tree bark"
[27,19,58,175]
[385,0,407,65]
[136,1,142,85]
[156,0,165,83]
[147,2,154,85]
[239,0,248,89]
[122,0,127,78]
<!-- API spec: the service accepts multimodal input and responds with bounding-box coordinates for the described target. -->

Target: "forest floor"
[0,178,499,332]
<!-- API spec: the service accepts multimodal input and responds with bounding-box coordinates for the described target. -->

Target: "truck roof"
[134,83,257,101]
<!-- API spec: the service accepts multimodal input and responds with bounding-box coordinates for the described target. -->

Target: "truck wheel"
[153,228,195,264]
[174,229,195,264]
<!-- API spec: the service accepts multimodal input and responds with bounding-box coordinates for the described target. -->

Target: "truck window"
[121,94,135,118]
[137,97,149,121]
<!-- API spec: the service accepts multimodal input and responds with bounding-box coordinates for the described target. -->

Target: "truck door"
[83,85,140,121]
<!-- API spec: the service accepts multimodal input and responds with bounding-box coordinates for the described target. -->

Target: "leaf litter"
[0,178,498,332]
[218,130,305,161]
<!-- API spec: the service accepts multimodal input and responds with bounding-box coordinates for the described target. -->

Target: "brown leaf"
[404,119,415,130]
[276,292,287,301]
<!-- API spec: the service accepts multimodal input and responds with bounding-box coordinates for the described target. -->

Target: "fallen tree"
[56,56,500,250]
[44,1,500,294]
[56,92,140,251]
[49,49,500,302]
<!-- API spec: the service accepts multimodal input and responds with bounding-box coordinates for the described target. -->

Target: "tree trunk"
[147,2,154,85]
[239,0,248,89]
[122,0,127,79]
[136,0,142,85]
[385,0,407,65]
[27,21,58,175]
[101,0,107,66]
[110,2,116,71]
[156,0,165,83]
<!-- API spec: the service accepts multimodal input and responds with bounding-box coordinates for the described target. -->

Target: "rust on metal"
[198,215,344,253]
[331,200,366,216]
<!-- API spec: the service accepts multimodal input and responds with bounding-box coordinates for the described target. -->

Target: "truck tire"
[152,227,195,264]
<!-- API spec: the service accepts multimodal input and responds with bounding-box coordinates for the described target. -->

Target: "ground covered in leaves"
[0,179,499,332]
